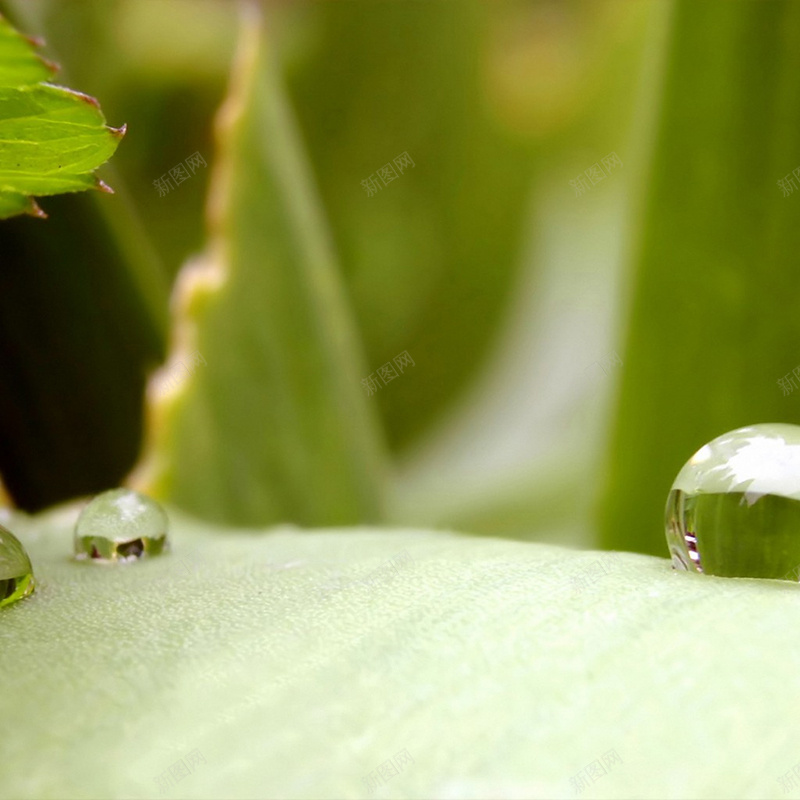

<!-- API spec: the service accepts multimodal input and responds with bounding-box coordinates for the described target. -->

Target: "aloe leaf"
[0,506,797,799]
[286,2,537,450]
[599,1,800,556]
[0,13,124,219]
[133,8,386,527]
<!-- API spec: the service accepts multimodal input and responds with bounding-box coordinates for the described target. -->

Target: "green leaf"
[0,8,170,510]
[0,13,124,219]
[133,10,386,527]
[2,506,799,798]
[286,3,537,451]
[0,12,51,87]
[600,1,800,555]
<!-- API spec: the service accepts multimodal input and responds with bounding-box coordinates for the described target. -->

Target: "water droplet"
[74,488,169,563]
[666,423,800,579]
[0,524,35,607]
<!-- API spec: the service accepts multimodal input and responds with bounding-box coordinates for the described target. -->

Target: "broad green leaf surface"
[135,10,386,527]
[1,506,799,799]
[0,85,121,192]
[600,1,800,556]
[0,13,123,218]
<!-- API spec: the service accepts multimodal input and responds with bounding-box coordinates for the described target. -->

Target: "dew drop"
[666,423,800,579]
[74,488,169,563]
[0,524,35,608]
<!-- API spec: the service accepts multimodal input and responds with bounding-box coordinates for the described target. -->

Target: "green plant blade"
[600,0,800,556]
[2,506,799,799]
[285,2,537,451]
[133,9,386,527]
[0,13,123,218]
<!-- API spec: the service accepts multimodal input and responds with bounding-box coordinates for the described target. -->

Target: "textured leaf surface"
[1,506,799,799]
[134,10,386,527]
[0,13,123,218]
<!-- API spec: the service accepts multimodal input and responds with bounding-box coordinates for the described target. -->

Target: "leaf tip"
[27,200,47,220]
[72,89,100,110]
[24,33,59,73]
[38,55,60,75]
[22,33,45,48]
[94,178,115,195]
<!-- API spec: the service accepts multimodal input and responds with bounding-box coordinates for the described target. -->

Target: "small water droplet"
[74,488,169,563]
[666,423,800,579]
[0,524,35,607]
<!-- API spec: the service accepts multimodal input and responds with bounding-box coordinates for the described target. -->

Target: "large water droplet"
[74,488,169,563]
[0,524,35,607]
[666,423,800,579]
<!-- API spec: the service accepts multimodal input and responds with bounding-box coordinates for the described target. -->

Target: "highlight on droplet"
[666,423,800,580]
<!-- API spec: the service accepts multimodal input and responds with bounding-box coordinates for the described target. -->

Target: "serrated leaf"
[1,507,798,799]
[0,9,169,510]
[0,187,39,217]
[0,13,123,218]
[0,14,52,87]
[133,10,386,527]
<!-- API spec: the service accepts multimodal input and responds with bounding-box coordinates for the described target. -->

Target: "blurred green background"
[1,0,799,557]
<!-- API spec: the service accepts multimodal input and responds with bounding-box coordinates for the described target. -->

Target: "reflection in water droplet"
[74,488,169,563]
[666,423,800,579]
[0,523,35,607]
